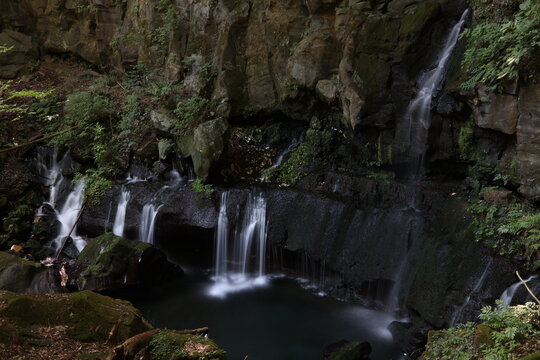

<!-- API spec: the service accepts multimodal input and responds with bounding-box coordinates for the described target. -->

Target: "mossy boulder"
[75,233,180,291]
[0,290,152,343]
[147,330,226,360]
[177,118,230,181]
[0,251,63,294]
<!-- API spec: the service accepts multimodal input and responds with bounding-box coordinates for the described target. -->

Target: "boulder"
[179,118,230,180]
[75,233,180,291]
[0,290,152,343]
[150,109,175,133]
[0,30,36,79]
[0,252,63,294]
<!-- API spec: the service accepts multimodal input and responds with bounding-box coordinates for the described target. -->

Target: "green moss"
[149,331,226,360]
[76,233,150,283]
[0,290,152,343]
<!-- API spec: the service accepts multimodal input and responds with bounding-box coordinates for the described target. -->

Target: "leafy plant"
[173,96,209,132]
[191,178,214,197]
[460,0,540,89]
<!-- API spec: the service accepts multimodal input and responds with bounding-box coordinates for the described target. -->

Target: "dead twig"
[516,270,540,305]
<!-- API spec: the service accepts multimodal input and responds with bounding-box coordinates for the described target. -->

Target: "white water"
[209,191,268,297]
[139,203,162,244]
[52,180,86,252]
[450,259,492,326]
[399,10,469,174]
[35,146,72,208]
[112,186,131,237]
[271,137,302,169]
[500,275,539,305]
[136,169,183,244]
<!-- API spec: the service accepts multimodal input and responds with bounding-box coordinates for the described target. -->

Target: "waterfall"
[52,180,86,252]
[215,192,229,278]
[271,137,302,169]
[112,186,131,237]
[450,259,492,326]
[209,190,268,297]
[136,169,182,244]
[500,275,539,306]
[34,146,72,208]
[139,203,162,244]
[398,10,469,175]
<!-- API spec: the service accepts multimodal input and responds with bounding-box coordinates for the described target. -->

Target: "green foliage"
[173,96,209,132]
[151,0,178,55]
[1,205,34,245]
[74,169,112,207]
[460,0,540,89]
[422,302,540,360]
[458,119,474,160]
[0,81,57,122]
[0,45,13,53]
[191,178,214,197]
[468,199,540,270]
[73,0,98,14]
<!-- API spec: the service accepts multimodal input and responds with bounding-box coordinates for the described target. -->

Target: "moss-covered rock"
[177,118,230,181]
[147,330,226,360]
[0,290,152,343]
[0,251,63,294]
[75,233,180,291]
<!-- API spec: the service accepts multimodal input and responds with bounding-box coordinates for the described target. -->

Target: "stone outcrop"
[0,30,37,78]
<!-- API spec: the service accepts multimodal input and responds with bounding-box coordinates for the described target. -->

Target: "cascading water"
[52,180,86,252]
[397,10,469,176]
[386,11,469,315]
[139,203,162,244]
[112,186,131,237]
[209,190,268,297]
[137,169,182,244]
[450,259,492,326]
[34,146,72,208]
[500,275,539,306]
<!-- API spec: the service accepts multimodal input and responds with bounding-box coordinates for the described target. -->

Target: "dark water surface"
[130,271,404,360]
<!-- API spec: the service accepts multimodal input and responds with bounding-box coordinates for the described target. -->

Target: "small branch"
[0,126,78,155]
[516,270,540,305]
[55,203,86,260]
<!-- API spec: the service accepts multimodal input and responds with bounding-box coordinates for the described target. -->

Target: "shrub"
[460,0,540,89]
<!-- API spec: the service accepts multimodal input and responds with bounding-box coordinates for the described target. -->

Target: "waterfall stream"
[398,10,469,176]
[500,275,539,306]
[450,259,492,326]
[209,190,268,297]
[52,180,86,252]
[112,186,131,237]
